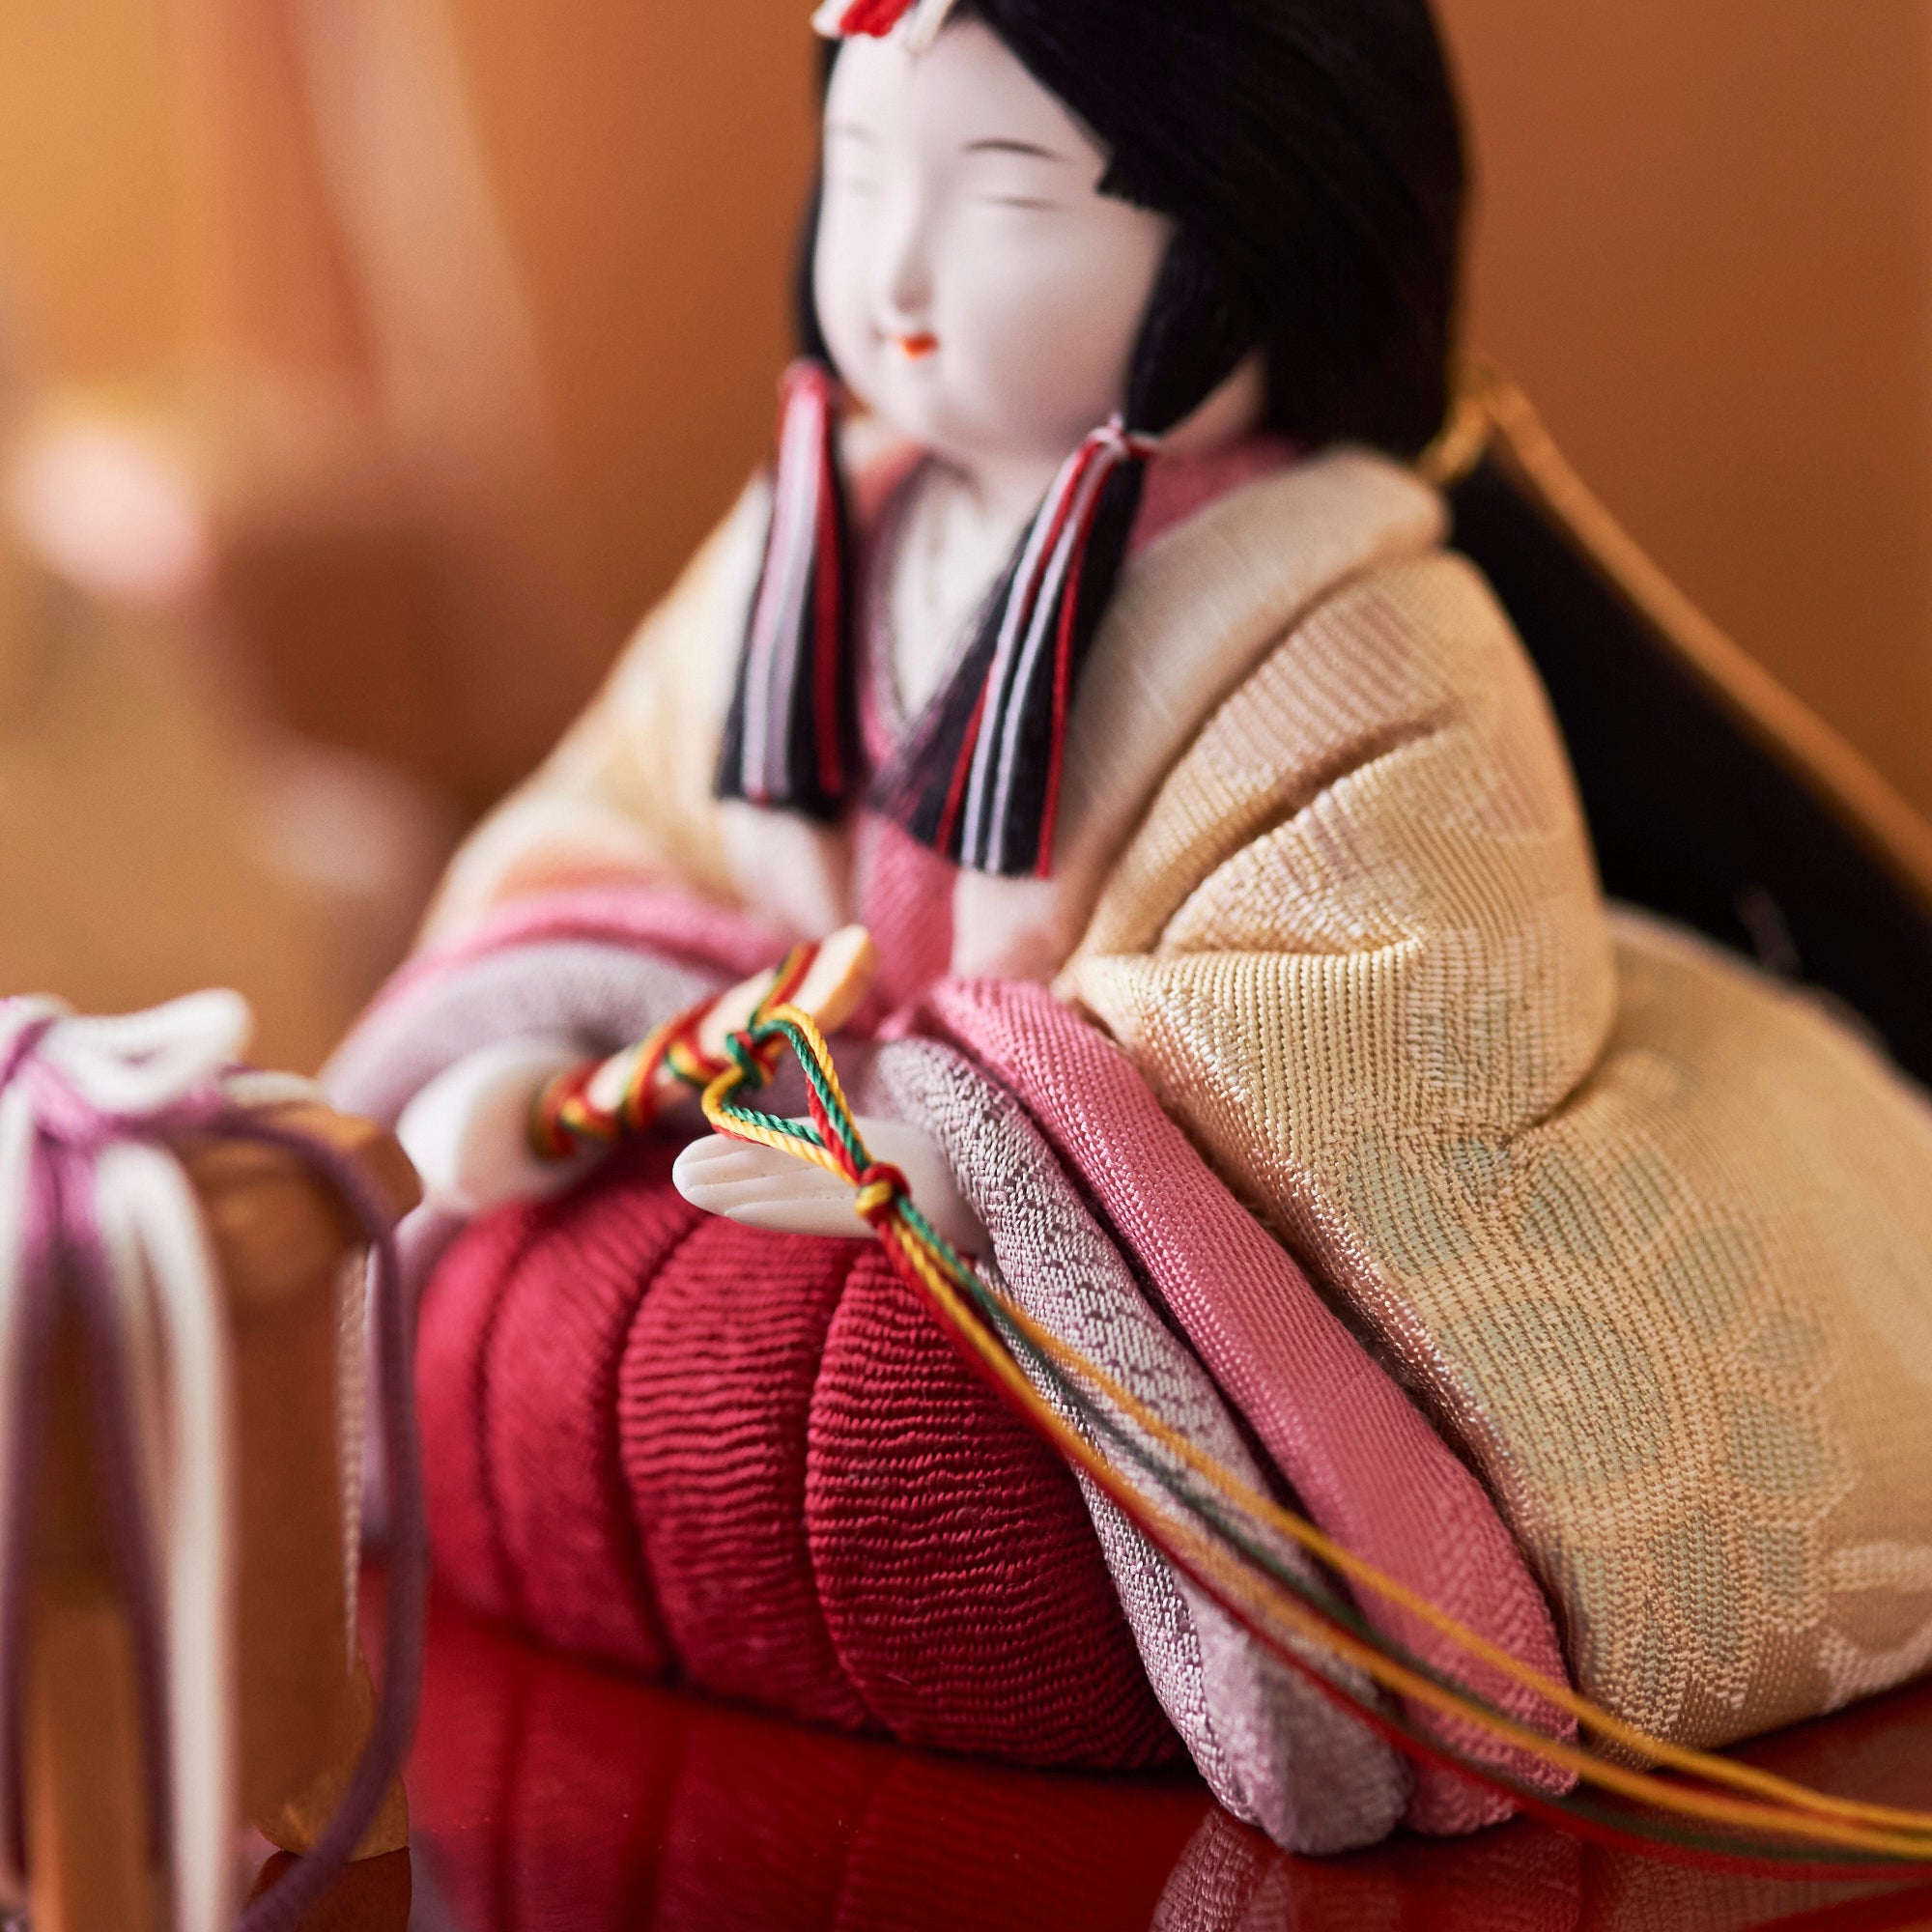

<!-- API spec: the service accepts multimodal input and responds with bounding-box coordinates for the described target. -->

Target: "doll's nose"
[874,199,936,336]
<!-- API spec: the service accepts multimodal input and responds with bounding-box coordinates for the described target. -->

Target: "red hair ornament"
[812,0,962,50]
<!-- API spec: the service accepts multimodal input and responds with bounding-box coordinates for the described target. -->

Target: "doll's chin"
[868,388,1095,479]
[843,353,1081,465]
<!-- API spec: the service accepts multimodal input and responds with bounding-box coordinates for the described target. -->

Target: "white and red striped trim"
[811,0,962,52]
[740,363,838,802]
[958,417,1160,873]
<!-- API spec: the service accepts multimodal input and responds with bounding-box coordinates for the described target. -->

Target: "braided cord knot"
[853,1162,909,1228]
[724,1026,782,1090]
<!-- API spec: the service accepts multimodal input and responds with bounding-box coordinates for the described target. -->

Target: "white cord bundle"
[0,990,260,1932]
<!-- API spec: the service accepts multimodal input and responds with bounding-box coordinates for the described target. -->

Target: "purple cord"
[226,1114,426,1932]
[0,1149,54,1884]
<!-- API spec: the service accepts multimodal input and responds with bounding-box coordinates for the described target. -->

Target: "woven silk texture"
[343,437,1932,1779]
[1061,546,1932,1749]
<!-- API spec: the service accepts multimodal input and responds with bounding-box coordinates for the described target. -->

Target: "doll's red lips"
[893,332,940,360]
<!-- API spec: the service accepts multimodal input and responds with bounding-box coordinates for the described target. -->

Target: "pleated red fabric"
[804,1260,1174,1766]
[414,1200,532,1632]
[622,1207,868,1730]
[417,1141,1181,1769]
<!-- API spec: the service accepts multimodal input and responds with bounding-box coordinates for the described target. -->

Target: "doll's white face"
[814,19,1175,487]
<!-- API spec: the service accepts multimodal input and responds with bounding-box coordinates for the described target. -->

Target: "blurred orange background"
[1,0,1929,1056]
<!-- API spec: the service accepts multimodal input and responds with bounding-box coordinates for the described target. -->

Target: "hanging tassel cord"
[1033,422,1154,875]
[604,946,1932,1880]
[727,359,849,816]
[809,371,848,797]
[225,1109,424,1932]
[946,417,1156,874]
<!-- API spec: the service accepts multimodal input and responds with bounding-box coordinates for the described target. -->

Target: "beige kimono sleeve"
[422,481,769,941]
[1059,548,1619,1283]
[1062,544,1932,1751]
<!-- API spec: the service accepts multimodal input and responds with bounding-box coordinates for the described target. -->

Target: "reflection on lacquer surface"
[396,1587,1932,1932]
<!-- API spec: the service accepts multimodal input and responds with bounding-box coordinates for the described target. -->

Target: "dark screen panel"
[1450,455,1932,1088]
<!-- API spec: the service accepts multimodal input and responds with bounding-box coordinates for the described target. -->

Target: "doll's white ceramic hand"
[397,1034,596,1215]
[673,1117,986,1255]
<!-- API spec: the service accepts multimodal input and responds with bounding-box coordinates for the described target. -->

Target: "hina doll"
[328,0,1932,1857]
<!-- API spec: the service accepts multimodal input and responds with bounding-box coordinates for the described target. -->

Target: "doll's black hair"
[719,0,1468,877]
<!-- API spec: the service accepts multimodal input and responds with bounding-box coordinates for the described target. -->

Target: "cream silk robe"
[421,444,1932,1751]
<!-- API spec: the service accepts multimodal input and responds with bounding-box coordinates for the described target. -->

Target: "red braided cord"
[530,944,823,1163]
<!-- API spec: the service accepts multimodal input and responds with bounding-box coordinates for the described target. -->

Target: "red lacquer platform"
[347,1584,1932,1932]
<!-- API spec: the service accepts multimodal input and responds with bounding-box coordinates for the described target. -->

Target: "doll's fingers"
[672,1134,872,1240]
[399,1035,598,1214]
[725,1195,880,1238]
[685,1169,856,1211]
[672,1136,860,1203]
[670,1137,815,1187]
[673,1120,989,1256]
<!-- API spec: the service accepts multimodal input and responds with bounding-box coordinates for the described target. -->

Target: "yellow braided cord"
[988,1285,1932,1838]
[696,1002,1932,1864]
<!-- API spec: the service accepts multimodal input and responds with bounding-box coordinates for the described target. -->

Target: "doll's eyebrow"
[825,118,878,144]
[963,137,1070,163]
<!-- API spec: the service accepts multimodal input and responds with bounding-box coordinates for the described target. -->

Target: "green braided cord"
[724,1030,771,1086]
[721,1104,823,1148]
[708,1012,874,1176]
[777,1017,871,1172]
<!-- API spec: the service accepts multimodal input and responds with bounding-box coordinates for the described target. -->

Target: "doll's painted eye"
[961,136,1069,213]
